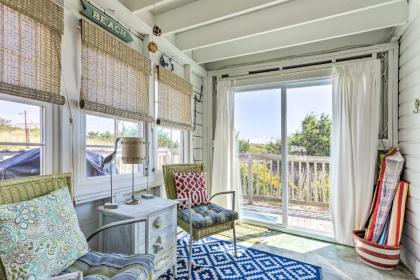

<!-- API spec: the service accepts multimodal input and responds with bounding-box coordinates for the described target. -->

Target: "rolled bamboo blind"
[156,66,193,130]
[0,0,65,105]
[80,19,152,122]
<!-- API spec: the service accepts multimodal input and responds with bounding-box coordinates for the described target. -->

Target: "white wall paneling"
[398,10,420,279]
[76,199,106,250]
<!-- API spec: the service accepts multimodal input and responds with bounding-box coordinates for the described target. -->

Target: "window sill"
[74,174,162,204]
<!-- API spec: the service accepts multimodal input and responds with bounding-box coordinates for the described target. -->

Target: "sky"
[86,114,114,134]
[235,84,332,143]
[0,100,40,128]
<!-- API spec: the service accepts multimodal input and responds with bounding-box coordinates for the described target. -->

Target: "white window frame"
[156,126,188,170]
[0,93,55,176]
[76,111,152,200]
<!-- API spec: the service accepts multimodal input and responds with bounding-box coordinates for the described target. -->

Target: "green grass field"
[0,128,41,149]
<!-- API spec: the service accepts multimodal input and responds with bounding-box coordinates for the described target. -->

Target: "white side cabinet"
[98,198,178,279]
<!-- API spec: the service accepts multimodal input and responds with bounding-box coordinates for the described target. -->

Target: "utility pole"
[19,110,28,148]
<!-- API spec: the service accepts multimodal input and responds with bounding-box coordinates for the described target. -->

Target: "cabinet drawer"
[153,246,176,278]
[149,227,177,258]
[149,207,176,238]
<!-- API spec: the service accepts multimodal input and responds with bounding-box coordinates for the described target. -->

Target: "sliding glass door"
[235,87,284,225]
[286,80,333,236]
[235,78,333,237]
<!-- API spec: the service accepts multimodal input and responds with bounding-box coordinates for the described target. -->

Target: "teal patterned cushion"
[0,187,89,279]
[178,203,238,229]
[62,251,154,280]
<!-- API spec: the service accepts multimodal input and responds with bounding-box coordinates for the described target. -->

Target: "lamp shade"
[121,137,146,164]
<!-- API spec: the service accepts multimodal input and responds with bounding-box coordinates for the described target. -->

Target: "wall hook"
[414,99,420,114]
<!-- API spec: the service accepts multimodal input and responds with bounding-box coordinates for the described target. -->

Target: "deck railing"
[239,153,330,208]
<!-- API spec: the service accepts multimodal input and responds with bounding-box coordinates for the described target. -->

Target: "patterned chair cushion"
[62,251,154,280]
[178,203,238,229]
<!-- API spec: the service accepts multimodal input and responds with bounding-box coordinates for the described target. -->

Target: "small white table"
[98,197,178,279]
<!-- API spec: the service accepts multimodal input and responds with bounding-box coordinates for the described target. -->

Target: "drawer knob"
[153,243,164,254]
[153,217,162,229]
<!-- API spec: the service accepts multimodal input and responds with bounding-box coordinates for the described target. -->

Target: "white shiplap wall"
[399,12,420,279]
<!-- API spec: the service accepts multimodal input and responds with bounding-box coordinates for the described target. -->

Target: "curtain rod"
[220,53,377,81]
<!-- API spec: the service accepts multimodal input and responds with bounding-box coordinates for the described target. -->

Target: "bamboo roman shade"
[156,66,193,130]
[80,19,152,122]
[0,0,65,105]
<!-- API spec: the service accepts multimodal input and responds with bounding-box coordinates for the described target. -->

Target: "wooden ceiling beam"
[191,1,408,63]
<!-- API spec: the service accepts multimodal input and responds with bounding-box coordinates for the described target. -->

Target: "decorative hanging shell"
[153,25,162,36]
[148,41,158,53]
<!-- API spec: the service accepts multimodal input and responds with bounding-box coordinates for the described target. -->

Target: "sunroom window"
[85,114,144,178]
[0,100,44,179]
[157,127,185,169]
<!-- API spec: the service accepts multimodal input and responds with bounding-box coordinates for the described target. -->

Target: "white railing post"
[255,160,259,196]
[269,160,273,196]
[305,160,310,201]
[290,161,295,200]
[314,162,318,203]
[298,161,303,200]
[322,162,326,203]
[239,153,329,208]
[247,154,253,205]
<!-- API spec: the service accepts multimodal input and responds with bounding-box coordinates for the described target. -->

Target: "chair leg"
[233,222,238,257]
[173,264,177,278]
[188,232,193,278]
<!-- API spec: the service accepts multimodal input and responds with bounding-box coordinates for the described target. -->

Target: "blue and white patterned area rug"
[158,236,322,280]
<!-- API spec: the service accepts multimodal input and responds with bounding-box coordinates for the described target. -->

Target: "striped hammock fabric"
[386,181,409,246]
[365,149,405,242]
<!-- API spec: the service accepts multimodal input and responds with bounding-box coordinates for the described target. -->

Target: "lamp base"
[104,202,118,209]
[141,193,154,199]
[125,198,140,205]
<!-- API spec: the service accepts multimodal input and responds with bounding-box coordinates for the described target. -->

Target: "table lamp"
[121,137,145,205]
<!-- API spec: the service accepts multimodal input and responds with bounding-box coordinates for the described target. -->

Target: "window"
[0,2,64,105]
[85,114,144,177]
[0,100,44,179]
[155,78,189,169]
[157,127,185,169]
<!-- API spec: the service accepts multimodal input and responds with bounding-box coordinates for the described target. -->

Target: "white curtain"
[211,79,241,212]
[331,60,381,245]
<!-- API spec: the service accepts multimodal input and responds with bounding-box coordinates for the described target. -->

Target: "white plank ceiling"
[119,0,409,67]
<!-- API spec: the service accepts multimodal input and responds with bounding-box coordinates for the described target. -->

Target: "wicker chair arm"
[86,217,148,242]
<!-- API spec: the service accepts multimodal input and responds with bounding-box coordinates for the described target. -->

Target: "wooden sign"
[81,0,134,43]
